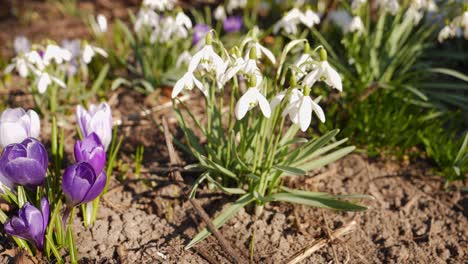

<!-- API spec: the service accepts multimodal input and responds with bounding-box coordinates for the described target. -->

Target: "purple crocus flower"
[4,197,49,251]
[76,103,113,150]
[62,162,106,206]
[223,16,243,33]
[0,138,48,189]
[192,23,211,45]
[74,132,106,175]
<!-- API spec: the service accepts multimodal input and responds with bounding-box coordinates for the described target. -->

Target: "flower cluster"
[0,102,112,255]
[438,10,468,43]
[5,37,107,93]
[273,7,320,35]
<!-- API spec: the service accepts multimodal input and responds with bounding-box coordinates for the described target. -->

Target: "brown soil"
[68,155,467,263]
[0,1,466,263]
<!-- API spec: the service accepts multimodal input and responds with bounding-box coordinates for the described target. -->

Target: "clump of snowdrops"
[4,37,109,114]
[0,101,119,263]
[172,30,370,248]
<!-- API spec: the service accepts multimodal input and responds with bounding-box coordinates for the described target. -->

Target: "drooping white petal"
[256,43,276,64]
[82,45,95,64]
[37,72,52,94]
[322,61,342,91]
[298,97,312,132]
[257,91,271,118]
[97,14,108,33]
[270,91,286,111]
[311,98,325,123]
[235,89,256,120]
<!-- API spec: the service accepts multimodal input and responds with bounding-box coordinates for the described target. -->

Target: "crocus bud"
[192,24,210,45]
[5,197,49,251]
[0,108,40,148]
[0,138,48,189]
[223,16,243,33]
[74,132,106,175]
[76,103,113,150]
[62,162,106,206]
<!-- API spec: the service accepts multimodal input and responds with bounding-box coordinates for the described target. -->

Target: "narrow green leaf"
[273,165,306,176]
[206,175,247,195]
[430,68,468,82]
[271,192,367,211]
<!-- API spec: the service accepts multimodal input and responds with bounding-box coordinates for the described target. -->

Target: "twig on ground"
[285,221,357,264]
[162,117,246,264]
[321,211,339,264]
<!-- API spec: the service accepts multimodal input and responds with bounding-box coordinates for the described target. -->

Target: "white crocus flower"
[283,89,325,132]
[214,6,227,21]
[43,44,72,66]
[82,44,108,64]
[302,61,342,91]
[189,44,226,78]
[235,87,271,119]
[172,72,206,98]
[176,51,193,68]
[34,71,66,94]
[0,108,40,147]
[97,14,108,33]
[346,16,365,34]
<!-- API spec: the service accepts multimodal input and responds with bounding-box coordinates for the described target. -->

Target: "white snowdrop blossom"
[150,12,193,43]
[235,87,271,120]
[34,70,66,94]
[227,0,247,13]
[143,0,174,11]
[5,50,44,78]
[97,14,108,33]
[221,55,262,87]
[247,42,276,64]
[452,11,468,39]
[273,8,320,35]
[346,16,365,34]
[302,9,321,28]
[214,6,227,21]
[438,25,455,43]
[82,44,108,64]
[283,89,325,132]
[172,71,206,98]
[189,44,226,78]
[302,61,342,91]
[43,44,72,66]
[134,8,159,33]
[294,53,314,79]
[379,0,400,15]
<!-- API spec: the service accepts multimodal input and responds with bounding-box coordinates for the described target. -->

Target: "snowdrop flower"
[189,36,226,78]
[302,52,342,91]
[4,50,44,78]
[176,51,192,68]
[438,25,455,43]
[247,41,276,64]
[214,6,227,21]
[134,9,159,33]
[301,9,321,28]
[379,0,400,15]
[171,11,193,39]
[82,44,108,64]
[172,72,206,98]
[235,87,271,120]
[346,16,365,34]
[143,0,174,11]
[14,36,30,55]
[405,7,423,24]
[34,71,66,94]
[0,108,40,147]
[281,89,325,132]
[97,14,108,33]
[273,8,303,35]
[227,0,247,13]
[221,49,262,86]
[43,44,72,66]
